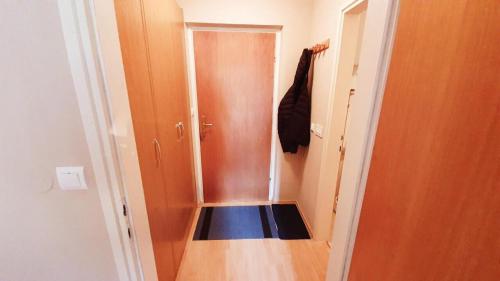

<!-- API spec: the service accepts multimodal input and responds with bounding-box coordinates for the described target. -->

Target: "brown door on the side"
[193,31,275,203]
[348,1,499,281]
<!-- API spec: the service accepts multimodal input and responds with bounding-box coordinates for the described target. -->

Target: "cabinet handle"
[179,122,185,139]
[152,138,161,167]
[176,122,184,141]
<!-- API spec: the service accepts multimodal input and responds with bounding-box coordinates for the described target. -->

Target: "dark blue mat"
[193,205,279,240]
[271,204,310,239]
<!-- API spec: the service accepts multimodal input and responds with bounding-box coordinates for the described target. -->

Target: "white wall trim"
[184,28,204,203]
[340,1,400,279]
[57,1,142,281]
[326,0,399,280]
[269,31,282,200]
[184,24,283,203]
[314,0,367,241]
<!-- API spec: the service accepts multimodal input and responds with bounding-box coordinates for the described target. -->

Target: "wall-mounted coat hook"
[309,39,330,54]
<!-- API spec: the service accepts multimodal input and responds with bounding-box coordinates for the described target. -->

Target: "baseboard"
[201,200,271,207]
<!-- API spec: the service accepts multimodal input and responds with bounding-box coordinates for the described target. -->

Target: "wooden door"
[348,1,500,281]
[193,31,275,203]
[114,0,196,280]
[113,0,176,280]
[141,0,196,272]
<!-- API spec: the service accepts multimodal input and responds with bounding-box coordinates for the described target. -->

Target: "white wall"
[177,0,314,201]
[176,0,357,240]
[250,0,360,240]
[0,2,119,281]
[298,0,370,241]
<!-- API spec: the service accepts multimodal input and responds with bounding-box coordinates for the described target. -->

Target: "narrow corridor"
[177,207,330,281]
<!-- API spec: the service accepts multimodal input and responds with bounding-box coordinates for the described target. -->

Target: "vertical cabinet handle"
[152,138,161,167]
[176,122,184,141]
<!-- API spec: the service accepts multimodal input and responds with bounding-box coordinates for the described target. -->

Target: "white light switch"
[310,123,316,133]
[56,166,87,190]
[310,123,324,138]
[315,124,324,138]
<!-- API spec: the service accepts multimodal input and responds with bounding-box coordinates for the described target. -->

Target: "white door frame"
[326,0,399,280]
[57,1,145,281]
[318,0,368,242]
[185,24,283,203]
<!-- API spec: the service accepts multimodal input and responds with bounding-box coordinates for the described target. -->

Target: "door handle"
[152,138,161,167]
[199,115,214,141]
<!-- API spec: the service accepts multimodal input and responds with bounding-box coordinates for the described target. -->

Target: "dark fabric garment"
[278,49,313,153]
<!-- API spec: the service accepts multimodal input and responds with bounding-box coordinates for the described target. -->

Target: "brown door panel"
[193,31,275,203]
[348,1,500,280]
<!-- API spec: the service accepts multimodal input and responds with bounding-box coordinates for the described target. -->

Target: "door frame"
[57,1,146,281]
[325,1,369,244]
[326,0,399,280]
[185,24,282,203]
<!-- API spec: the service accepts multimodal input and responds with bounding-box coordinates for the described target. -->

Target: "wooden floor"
[176,207,330,281]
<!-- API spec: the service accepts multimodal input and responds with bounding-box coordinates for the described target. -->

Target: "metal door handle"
[199,115,213,141]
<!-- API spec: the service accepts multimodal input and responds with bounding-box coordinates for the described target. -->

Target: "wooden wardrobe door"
[113,0,176,280]
[348,1,500,280]
[141,0,196,273]
[166,3,197,270]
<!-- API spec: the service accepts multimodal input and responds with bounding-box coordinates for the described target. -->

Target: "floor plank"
[176,205,330,281]
[177,236,330,281]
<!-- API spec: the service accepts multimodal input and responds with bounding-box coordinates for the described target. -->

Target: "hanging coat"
[278,49,313,153]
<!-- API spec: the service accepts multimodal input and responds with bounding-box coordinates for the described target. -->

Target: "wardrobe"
[113,0,196,280]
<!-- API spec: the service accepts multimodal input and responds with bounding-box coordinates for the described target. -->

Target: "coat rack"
[310,39,330,54]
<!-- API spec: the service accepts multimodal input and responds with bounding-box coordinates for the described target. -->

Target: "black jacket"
[278,49,313,153]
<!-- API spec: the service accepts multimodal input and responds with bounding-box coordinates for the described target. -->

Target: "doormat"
[193,205,278,240]
[271,204,310,239]
[193,204,310,240]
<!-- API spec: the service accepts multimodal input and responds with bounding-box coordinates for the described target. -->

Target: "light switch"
[56,166,87,190]
[315,124,324,138]
[310,123,324,138]
[310,123,316,133]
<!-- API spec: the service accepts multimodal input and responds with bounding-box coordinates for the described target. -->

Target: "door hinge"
[128,227,132,239]
[122,203,127,216]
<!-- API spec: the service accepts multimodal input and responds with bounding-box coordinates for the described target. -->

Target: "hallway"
[177,208,330,281]
[3,1,493,281]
